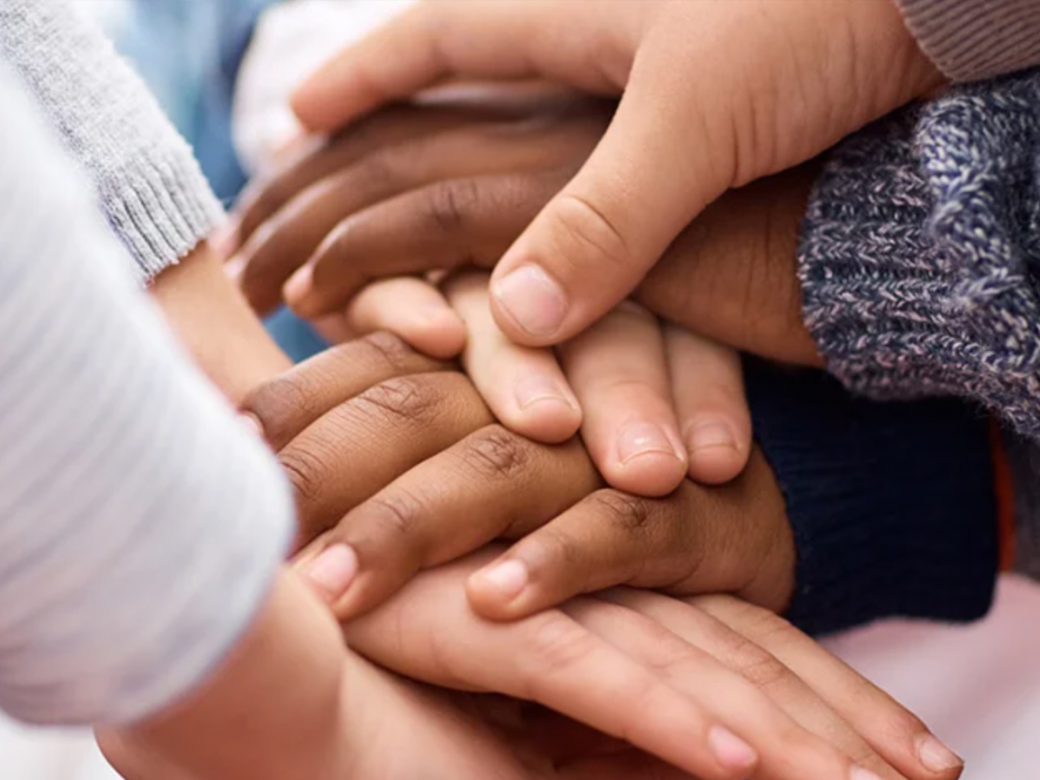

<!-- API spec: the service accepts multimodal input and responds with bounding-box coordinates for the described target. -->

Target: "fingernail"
[224,253,246,282]
[240,413,265,440]
[210,221,239,260]
[514,375,577,411]
[917,735,963,773]
[850,767,886,780]
[475,559,528,601]
[301,543,358,600]
[492,265,568,338]
[284,266,313,308]
[708,726,757,770]
[617,422,682,465]
[419,304,455,325]
[685,420,737,454]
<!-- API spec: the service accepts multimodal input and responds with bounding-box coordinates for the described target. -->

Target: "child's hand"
[289,0,942,349]
[245,336,786,620]
[339,552,962,780]
[99,556,961,780]
[444,272,751,491]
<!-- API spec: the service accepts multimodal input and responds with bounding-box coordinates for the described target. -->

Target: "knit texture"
[897,0,1040,82]
[745,359,998,637]
[0,0,224,283]
[800,68,1040,443]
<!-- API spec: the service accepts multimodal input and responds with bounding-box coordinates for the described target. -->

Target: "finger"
[664,327,752,485]
[444,272,581,443]
[233,104,497,246]
[291,1,616,133]
[570,593,895,780]
[301,426,599,618]
[487,44,733,346]
[282,169,567,319]
[344,552,759,780]
[694,595,964,780]
[558,302,687,497]
[278,371,493,546]
[466,448,795,621]
[241,332,449,450]
[342,277,467,360]
[233,122,570,314]
[635,166,823,366]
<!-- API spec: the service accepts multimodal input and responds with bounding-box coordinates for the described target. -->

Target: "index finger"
[291,1,609,132]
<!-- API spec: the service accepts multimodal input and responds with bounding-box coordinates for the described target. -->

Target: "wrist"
[113,568,348,780]
[151,241,292,403]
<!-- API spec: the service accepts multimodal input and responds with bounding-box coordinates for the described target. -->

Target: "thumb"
[489,50,733,346]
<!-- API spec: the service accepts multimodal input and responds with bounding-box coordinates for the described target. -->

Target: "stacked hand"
[200,1,967,773]
[102,556,957,780]
[214,336,959,779]
[226,93,822,495]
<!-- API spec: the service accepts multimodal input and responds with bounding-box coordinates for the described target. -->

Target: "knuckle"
[358,331,420,372]
[550,193,632,271]
[525,616,599,684]
[588,490,655,537]
[352,151,400,194]
[725,634,790,692]
[361,489,427,547]
[242,373,311,445]
[278,443,330,511]
[461,426,531,480]
[425,178,480,235]
[356,375,441,425]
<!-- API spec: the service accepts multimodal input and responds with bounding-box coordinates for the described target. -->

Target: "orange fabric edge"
[990,420,1016,572]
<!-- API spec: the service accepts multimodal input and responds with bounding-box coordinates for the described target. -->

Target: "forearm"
[108,569,349,780]
[896,0,1040,82]
[151,245,291,403]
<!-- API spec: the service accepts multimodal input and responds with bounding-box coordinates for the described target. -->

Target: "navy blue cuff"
[744,359,998,636]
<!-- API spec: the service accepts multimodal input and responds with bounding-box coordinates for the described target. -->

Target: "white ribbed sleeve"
[0,62,293,727]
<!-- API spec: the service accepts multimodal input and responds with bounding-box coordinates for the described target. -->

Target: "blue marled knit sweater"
[799,68,1040,579]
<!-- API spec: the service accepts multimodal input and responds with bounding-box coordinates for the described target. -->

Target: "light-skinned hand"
[288,0,941,348]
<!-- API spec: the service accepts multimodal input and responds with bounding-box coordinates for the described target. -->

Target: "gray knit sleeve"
[798,68,1040,442]
[897,0,1040,83]
[0,0,224,283]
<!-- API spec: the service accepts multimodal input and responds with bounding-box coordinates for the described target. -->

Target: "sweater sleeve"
[0,0,224,283]
[896,0,1040,83]
[744,359,998,637]
[0,64,293,727]
[798,67,1040,442]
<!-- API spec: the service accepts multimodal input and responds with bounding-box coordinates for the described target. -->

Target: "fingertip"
[508,375,583,443]
[210,220,240,261]
[604,423,687,497]
[466,558,534,621]
[409,305,468,360]
[283,265,317,317]
[289,74,330,132]
[684,420,750,486]
[490,263,571,347]
[298,543,359,604]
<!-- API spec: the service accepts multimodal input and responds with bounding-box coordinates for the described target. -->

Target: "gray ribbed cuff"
[101,147,225,285]
[897,0,1040,82]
